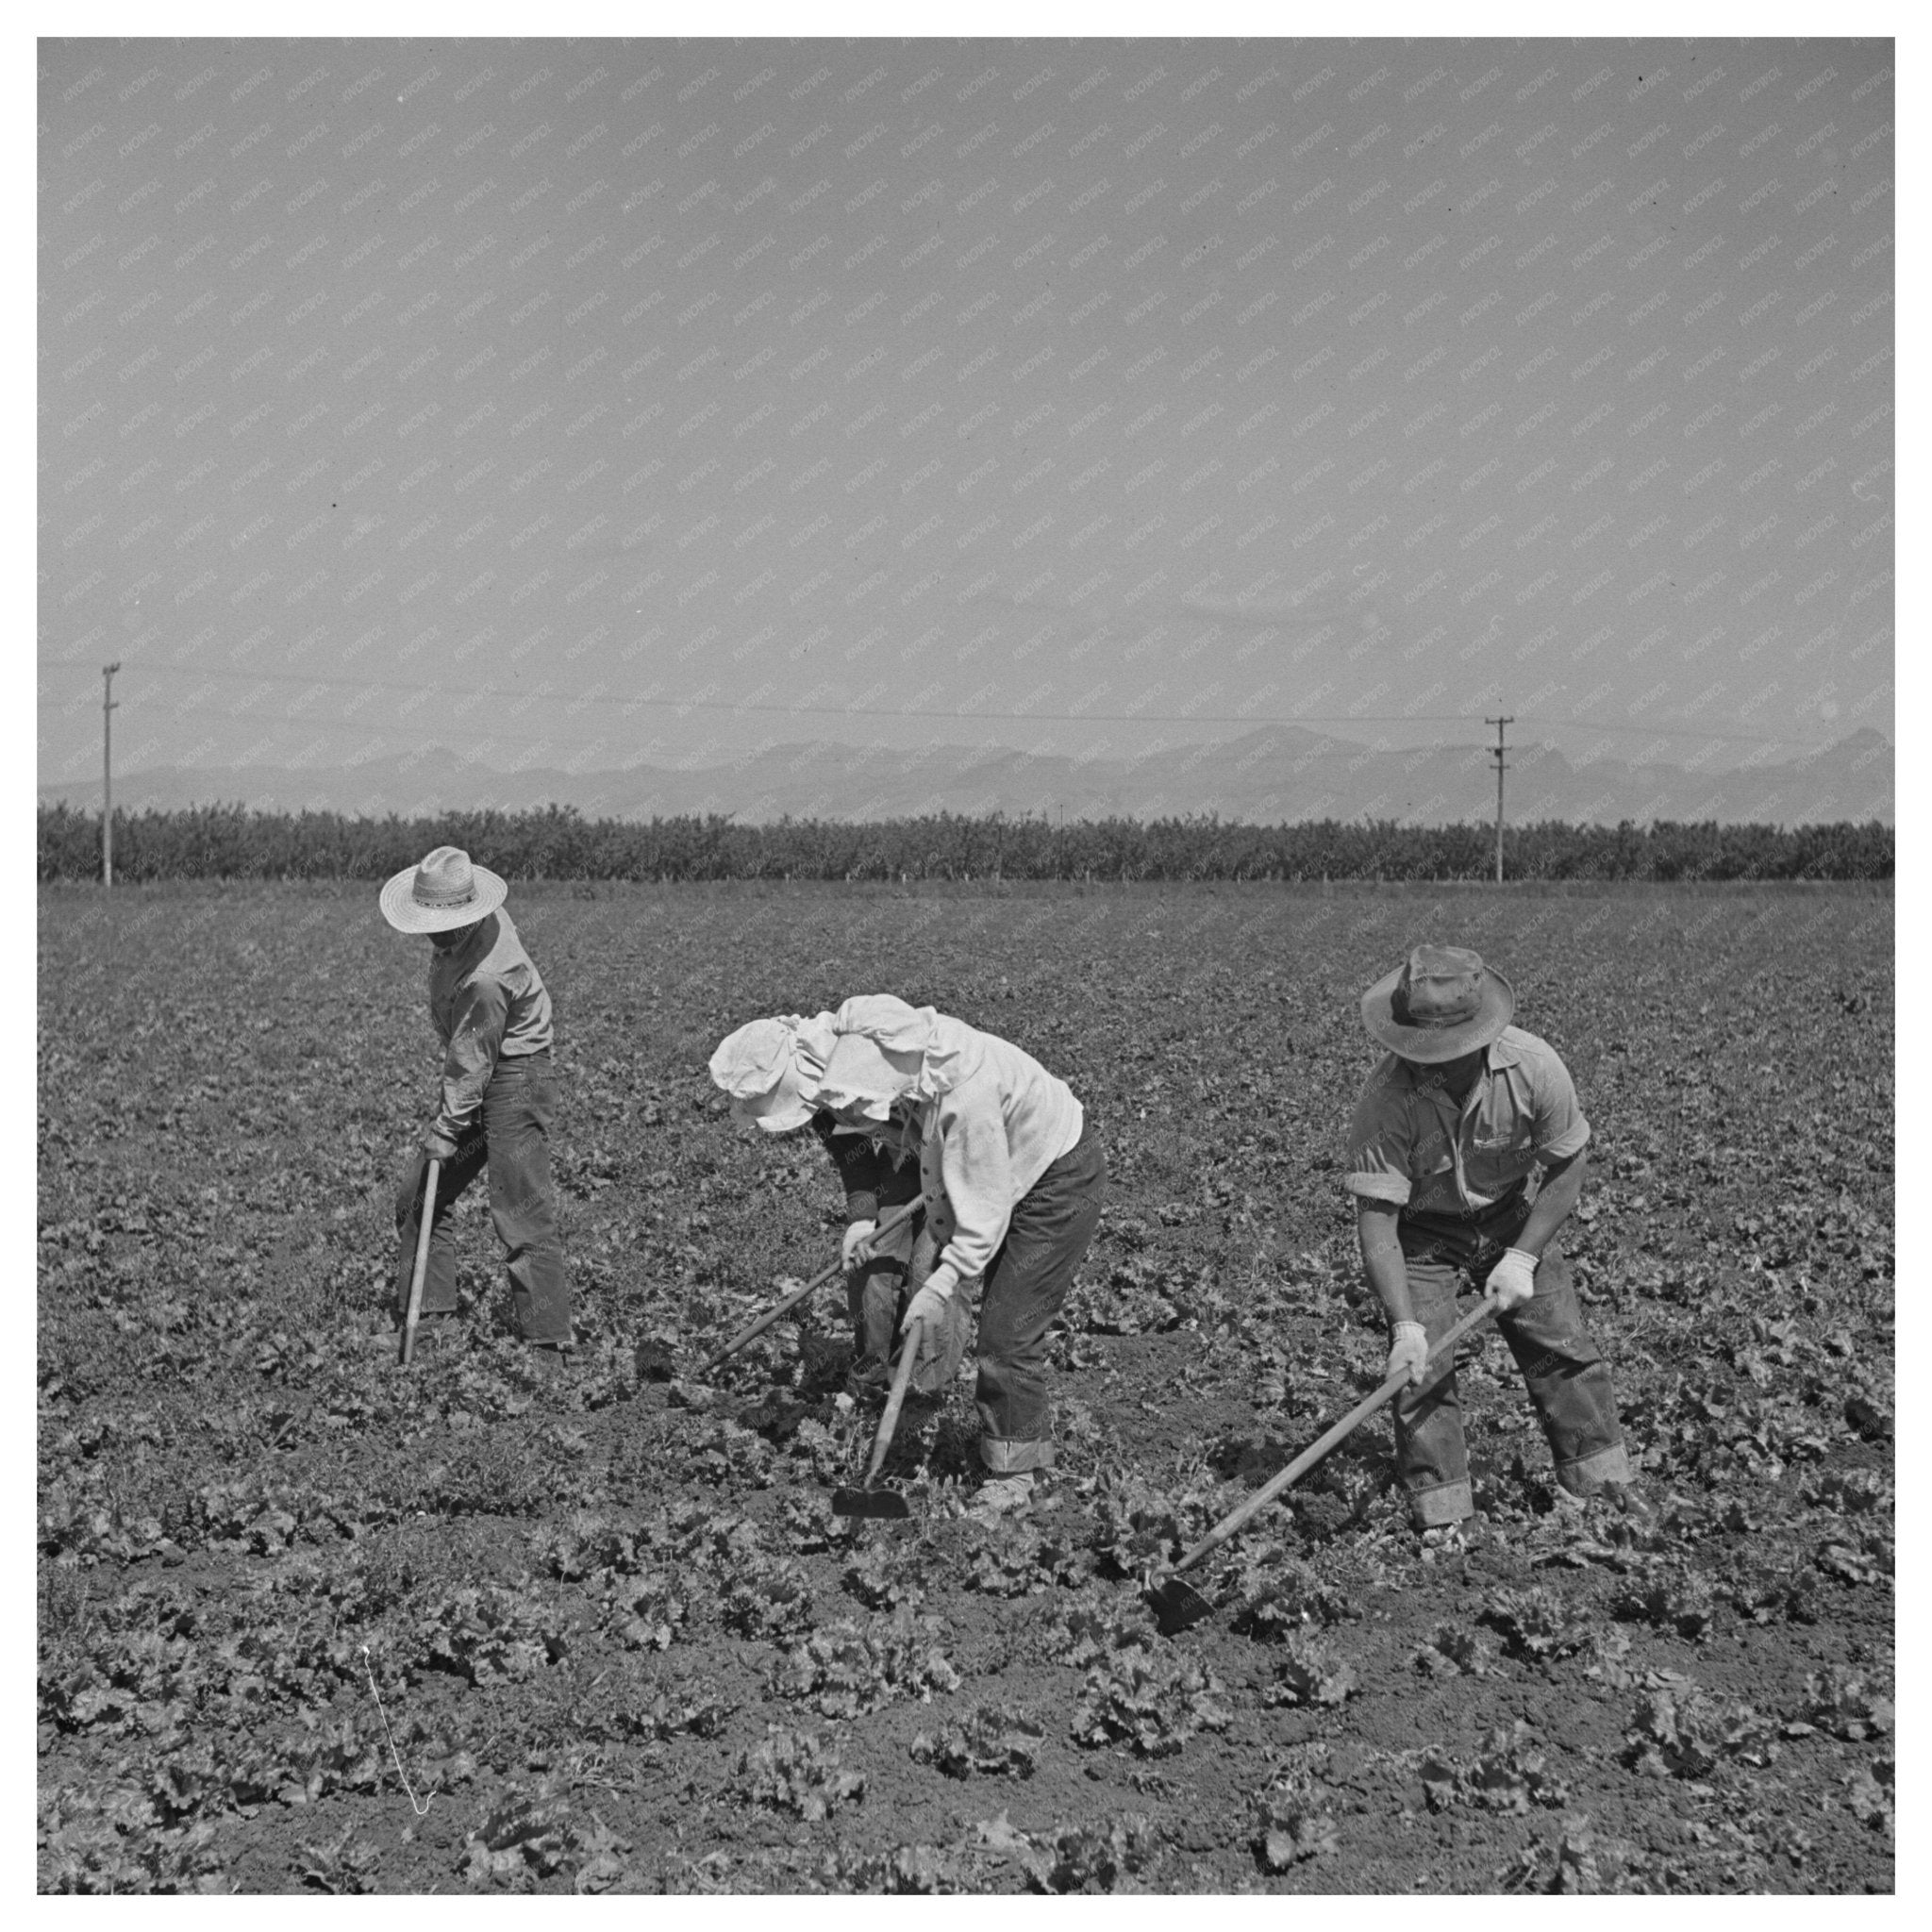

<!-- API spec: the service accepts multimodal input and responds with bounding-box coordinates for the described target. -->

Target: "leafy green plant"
[728,1727,866,1822]
[1070,1642,1231,1757]
[911,1704,1045,1778]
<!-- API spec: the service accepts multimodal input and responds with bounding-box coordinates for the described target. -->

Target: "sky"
[38,30,1894,794]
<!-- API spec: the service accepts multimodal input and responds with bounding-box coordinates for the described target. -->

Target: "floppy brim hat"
[710,1013,837,1133]
[379,845,508,933]
[813,1028,925,1123]
[1360,943,1514,1063]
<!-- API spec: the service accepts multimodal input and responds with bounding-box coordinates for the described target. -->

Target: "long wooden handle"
[400,1158,441,1367]
[702,1197,921,1372]
[1173,1299,1497,1574]
[864,1316,925,1484]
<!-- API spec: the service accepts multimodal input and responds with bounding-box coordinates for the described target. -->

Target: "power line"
[33,658,1840,749]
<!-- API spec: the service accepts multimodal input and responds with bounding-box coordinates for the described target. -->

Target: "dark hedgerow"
[37,802,1893,885]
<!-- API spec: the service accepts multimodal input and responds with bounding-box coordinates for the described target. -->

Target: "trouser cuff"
[1555,1442,1633,1493]
[979,1436,1055,1474]
[1407,1477,1474,1527]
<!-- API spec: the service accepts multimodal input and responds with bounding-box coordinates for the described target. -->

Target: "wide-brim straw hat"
[1360,943,1514,1063]
[379,845,508,933]
[710,1012,837,1133]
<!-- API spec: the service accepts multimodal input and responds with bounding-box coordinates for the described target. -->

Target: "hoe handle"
[400,1158,441,1368]
[865,1316,925,1484]
[702,1197,921,1373]
[1173,1299,1498,1575]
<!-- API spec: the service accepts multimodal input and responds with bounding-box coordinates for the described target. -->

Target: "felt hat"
[1360,943,1514,1063]
[379,845,508,933]
[709,1012,837,1133]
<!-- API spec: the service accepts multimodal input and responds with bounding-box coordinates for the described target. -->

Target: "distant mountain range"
[38,725,1892,827]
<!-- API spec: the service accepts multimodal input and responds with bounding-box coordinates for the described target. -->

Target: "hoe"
[831,1315,926,1520]
[1143,1299,1497,1634]
[398,1158,442,1368]
[700,1197,921,1375]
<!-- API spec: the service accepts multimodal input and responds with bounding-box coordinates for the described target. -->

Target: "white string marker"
[360,1644,432,1817]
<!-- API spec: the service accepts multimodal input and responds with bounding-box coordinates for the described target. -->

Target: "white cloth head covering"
[708,1011,838,1132]
[812,995,977,1119]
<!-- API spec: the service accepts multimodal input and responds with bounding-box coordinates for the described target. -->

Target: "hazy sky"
[39,32,1893,788]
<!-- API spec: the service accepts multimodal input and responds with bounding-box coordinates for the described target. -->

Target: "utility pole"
[102,662,121,888]
[1485,714,1512,884]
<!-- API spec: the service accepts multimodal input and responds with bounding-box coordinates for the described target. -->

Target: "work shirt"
[427,911,554,1144]
[1344,1025,1589,1218]
[914,1025,1085,1300]
[808,1109,924,1224]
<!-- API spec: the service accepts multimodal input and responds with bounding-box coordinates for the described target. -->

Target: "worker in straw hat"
[380,846,575,1371]
[810,994,1106,1522]
[1346,943,1641,1550]
[708,1013,970,1395]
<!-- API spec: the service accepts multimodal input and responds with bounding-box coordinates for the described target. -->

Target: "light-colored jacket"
[912,1020,1085,1299]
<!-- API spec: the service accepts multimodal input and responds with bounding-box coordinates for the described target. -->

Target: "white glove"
[1386,1321,1429,1388]
[1486,1247,1539,1310]
[841,1220,877,1269]
[900,1278,954,1336]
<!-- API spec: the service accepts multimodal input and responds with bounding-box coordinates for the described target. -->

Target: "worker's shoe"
[967,1473,1037,1523]
[523,1342,575,1386]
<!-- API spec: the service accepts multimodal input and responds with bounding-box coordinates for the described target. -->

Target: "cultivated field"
[38,880,1893,1893]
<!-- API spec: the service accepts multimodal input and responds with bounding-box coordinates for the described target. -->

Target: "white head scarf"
[708,1011,838,1132]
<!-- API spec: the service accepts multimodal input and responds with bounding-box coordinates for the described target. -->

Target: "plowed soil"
[38,880,1893,1892]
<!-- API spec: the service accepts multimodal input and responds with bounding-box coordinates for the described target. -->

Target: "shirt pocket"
[1467,1124,1536,1191]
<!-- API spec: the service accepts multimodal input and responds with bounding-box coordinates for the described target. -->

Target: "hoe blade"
[1143,1575,1214,1636]
[831,1487,913,1520]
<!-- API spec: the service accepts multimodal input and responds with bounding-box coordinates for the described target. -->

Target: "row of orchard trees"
[37,803,1893,884]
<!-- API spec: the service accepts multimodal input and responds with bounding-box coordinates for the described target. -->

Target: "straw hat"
[1360,943,1514,1063]
[379,845,508,933]
[709,1012,837,1132]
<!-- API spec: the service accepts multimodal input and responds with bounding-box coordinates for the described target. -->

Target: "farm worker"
[811,994,1107,1521]
[380,846,575,1371]
[1346,944,1641,1547]
[708,1013,969,1395]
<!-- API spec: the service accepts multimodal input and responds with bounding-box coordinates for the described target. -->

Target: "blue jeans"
[974,1121,1107,1474]
[1393,1195,1630,1526]
[394,1051,575,1347]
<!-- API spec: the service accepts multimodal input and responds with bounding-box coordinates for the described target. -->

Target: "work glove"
[842,1220,878,1269]
[1386,1321,1429,1388]
[900,1278,954,1338]
[1485,1247,1539,1310]
[419,1124,458,1163]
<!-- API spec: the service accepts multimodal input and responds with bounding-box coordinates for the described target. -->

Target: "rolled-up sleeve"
[1529,1055,1591,1163]
[433,974,509,1143]
[1344,1067,1414,1205]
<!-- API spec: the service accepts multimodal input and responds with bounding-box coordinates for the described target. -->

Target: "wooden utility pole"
[102,662,122,888]
[1485,714,1512,884]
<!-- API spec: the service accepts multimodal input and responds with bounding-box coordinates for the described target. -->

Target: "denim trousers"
[974,1121,1107,1474]
[845,1212,973,1397]
[394,1051,575,1346]
[1393,1193,1630,1526]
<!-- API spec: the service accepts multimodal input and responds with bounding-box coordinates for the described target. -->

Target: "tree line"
[35,803,1893,884]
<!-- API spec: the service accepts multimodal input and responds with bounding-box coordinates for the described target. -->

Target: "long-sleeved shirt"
[1343,1024,1589,1218]
[426,910,554,1143]
[915,1025,1085,1300]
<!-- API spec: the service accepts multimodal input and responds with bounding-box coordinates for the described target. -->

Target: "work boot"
[967,1473,1037,1523]
[1602,1481,1657,1533]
